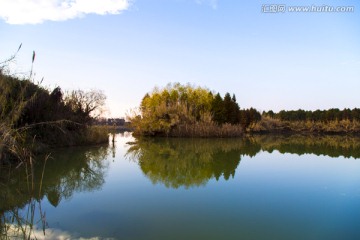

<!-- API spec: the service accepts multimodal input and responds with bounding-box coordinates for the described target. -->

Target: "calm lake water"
[1,134,360,239]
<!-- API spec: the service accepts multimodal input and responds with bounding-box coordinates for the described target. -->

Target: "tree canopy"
[129,83,261,136]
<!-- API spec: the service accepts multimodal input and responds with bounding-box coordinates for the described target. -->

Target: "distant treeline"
[95,118,126,126]
[264,108,360,122]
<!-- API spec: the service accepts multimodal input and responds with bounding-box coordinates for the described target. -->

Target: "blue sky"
[0,0,359,117]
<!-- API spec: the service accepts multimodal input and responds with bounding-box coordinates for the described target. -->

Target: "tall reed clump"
[0,46,109,165]
[0,71,34,164]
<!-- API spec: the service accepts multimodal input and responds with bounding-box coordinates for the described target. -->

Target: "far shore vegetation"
[128,83,360,137]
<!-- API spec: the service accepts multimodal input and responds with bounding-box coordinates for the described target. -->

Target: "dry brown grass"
[169,122,243,137]
[250,116,360,134]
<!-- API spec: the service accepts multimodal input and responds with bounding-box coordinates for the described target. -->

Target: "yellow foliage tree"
[129,83,214,136]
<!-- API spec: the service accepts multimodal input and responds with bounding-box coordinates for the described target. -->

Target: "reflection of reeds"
[251,134,360,159]
[1,155,49,239]
[2,200,46,239]
[0,134,110,220]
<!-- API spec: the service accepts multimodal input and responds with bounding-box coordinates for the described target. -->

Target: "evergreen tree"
[223,93,239,124]
[211,93,225,124]
[223,93,232,123]
[230,94,240,124]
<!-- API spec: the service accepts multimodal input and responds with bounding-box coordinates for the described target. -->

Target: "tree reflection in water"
[250,134,360,159]
[0,145,110,239]
[126,135,360,189]
[126,138,260,188]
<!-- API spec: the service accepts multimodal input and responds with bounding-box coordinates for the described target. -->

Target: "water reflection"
[252,134,360,159]
[43,146,110,207]
[127,135,360,188]
[4,224,117,240]
[0,145,110,239]
[126,138,260,188]
[1,133,360,238]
